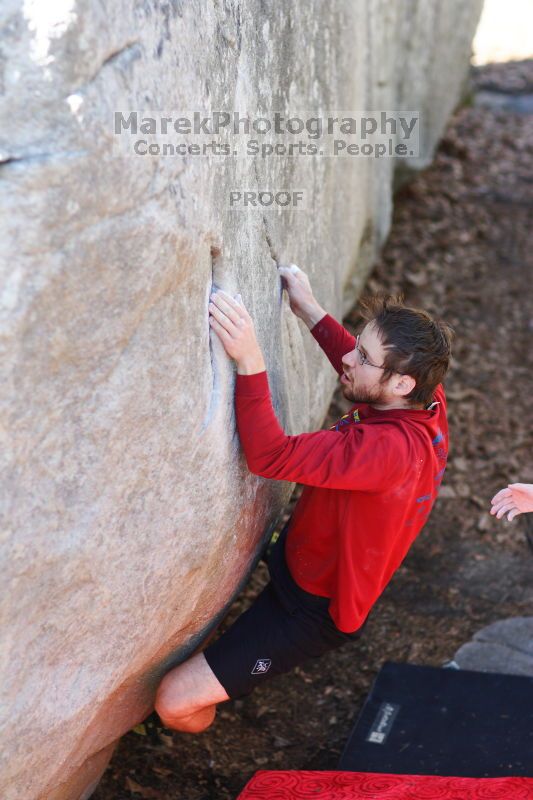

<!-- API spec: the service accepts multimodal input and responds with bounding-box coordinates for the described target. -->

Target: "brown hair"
[359,293,453,408]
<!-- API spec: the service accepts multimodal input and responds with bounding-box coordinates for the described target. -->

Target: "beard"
[341,379,388,406]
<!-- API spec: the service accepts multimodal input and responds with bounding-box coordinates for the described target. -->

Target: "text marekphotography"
[112,110,420,159]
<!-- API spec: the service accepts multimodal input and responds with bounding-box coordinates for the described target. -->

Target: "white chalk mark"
[22,0,77,70]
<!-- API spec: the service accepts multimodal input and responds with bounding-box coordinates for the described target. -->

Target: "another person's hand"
[208,289,266,375]
[278,264,326,329]
[490,483,533,521]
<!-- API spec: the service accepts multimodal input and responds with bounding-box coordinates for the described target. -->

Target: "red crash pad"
[236,771,533,799]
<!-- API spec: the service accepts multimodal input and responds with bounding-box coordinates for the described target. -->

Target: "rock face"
[0,2,483,798]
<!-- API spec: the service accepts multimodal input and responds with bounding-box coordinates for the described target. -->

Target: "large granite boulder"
[0,1,483,798]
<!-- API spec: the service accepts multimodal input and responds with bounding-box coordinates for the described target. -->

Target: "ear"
[391,373,416,398]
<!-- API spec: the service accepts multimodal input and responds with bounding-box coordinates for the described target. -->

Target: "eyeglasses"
[354,334,386,370]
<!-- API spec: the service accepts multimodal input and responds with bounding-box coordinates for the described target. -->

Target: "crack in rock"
[0,149,89,168]
[252,156,280,266]
[77,41,142,92]
[261,214,279,265]
[200,245,224,432]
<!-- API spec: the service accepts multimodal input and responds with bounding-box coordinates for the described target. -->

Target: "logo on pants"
[251,659,272,675]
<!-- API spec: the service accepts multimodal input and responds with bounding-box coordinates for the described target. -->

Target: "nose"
[342,350,356,370]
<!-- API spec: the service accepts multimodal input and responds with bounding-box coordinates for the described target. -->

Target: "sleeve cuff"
[310,313,338,342]
[235,370,270,396]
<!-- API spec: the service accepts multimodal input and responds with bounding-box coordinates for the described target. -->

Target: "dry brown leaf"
[438,485,456,499]
[453,456,468,472]
[124,777,161,798]
[477,513,491,532]
[152,767,173,778]
[158,732,173,748]
[406,271,428,287]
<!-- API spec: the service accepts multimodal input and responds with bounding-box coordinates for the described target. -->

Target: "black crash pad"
[339,661,533,777]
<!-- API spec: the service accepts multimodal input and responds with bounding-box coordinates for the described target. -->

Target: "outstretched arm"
[234,370,404,489]
[278,264,355,375]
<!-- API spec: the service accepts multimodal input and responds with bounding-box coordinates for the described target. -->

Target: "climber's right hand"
[278,264,327,330]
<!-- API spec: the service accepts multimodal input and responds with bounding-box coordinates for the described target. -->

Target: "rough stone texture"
[0,2,483,798]
[453,617,533,677]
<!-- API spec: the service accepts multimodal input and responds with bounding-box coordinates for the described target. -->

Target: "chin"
[341,385,356,402]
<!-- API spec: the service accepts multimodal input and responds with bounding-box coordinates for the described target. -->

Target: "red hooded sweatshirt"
[235,313,449,633]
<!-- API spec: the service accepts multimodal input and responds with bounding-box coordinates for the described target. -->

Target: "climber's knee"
[155,652,229,730]
[159,704,217,734]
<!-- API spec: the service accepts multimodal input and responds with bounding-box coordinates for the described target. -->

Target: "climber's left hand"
[208,289,266,375]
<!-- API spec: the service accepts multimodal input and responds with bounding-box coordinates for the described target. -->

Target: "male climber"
[155,264,453,733]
